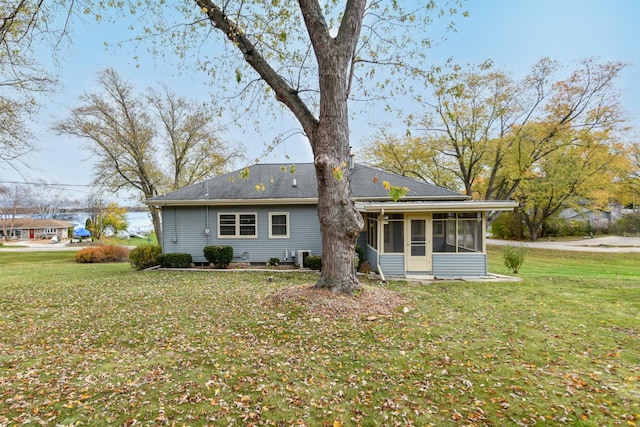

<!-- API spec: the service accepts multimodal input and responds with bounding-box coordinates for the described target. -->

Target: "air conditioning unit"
[296,250,312,266]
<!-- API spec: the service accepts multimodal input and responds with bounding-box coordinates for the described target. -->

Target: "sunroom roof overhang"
[356,200,518,213]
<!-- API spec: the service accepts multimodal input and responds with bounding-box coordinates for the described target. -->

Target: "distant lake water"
[72,211,154,234]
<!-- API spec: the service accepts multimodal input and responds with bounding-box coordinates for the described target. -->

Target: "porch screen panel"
[383,214,404,253]
[458,213,482,252]
[433,213,483,253]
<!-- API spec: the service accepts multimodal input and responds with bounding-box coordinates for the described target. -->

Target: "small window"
[217,213,257,238]
[269,212,289,238]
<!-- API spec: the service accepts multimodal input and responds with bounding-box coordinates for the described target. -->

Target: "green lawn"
[0,248,638,426]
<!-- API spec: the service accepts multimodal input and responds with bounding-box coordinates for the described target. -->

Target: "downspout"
[376,210,386,282]
[206,206,211,246]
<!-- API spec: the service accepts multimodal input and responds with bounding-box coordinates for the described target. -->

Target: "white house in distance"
[148,163,517,279]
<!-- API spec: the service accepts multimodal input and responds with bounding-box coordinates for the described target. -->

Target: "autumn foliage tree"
[367,58,630,238]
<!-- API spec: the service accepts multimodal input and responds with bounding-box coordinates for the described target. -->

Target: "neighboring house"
[0,218,73,240]
[559,207,612,229]
[148,163,516,279]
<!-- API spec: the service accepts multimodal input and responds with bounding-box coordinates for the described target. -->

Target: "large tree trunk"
[312,123,364,294]
[197,0,366,293]
[309,4,365,294]
[149,205,163,245]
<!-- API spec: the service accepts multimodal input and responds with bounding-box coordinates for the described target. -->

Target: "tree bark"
[311,85,364,293]
[149,205,163,245]
[303,0,366,294]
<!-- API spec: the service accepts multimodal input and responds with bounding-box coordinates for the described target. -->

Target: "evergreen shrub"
[129,244,162,270]
[203,245,234,268]
[303,255,322,271]
[157,253,193,268]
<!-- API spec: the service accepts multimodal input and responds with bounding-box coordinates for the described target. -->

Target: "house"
[559,207,612,229]
[0,218,73,240]
[148,163,517,279]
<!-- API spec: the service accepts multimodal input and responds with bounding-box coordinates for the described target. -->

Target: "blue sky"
[3,0,639,203]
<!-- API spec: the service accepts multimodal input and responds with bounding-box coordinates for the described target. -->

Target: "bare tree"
[55,69,163,241]
[0,184,31,240]
[147,84,243,191]
[56,68,243,242]
[28,180,67,218]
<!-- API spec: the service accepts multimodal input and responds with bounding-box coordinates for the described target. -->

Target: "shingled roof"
[149,163,468,205]
[1,218,73,229]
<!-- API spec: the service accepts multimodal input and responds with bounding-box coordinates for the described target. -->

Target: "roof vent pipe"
[348,146,354,169]
[292,178,297,187]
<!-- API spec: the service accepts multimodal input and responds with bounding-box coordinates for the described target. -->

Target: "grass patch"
[0,250,638,425]
[103,234,158,247]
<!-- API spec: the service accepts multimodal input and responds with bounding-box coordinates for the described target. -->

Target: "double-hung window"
[218,213,257,238]
[269,212,289,238]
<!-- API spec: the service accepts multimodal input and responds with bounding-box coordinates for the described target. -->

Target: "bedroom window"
[218,213,257,238]
[269,212,289,238]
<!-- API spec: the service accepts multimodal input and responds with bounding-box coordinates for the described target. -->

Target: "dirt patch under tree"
[265,283,409,320]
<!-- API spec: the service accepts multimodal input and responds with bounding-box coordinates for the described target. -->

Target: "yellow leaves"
[332,165,343,182]
[238,166,250,179]
[381,181,409,201]
[254,183,265,192]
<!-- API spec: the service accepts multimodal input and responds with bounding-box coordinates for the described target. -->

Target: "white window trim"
[217,212,258,238]
[268,212,290,239]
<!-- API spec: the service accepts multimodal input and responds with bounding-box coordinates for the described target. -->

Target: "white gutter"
[147,197,319,207]
[148,196,472,208]
[356,200,518,212]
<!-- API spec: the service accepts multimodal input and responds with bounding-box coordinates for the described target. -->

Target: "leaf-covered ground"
[0,250,638,426]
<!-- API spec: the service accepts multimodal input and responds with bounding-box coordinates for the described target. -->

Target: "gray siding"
[433,253,487,278]
[161,206,209,262]
[162,205,322,263]
[379,253,404,277]
[356,231,367,252]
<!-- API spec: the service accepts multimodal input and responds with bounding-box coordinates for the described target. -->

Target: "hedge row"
[157,252,193,268]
